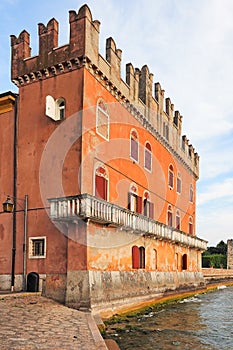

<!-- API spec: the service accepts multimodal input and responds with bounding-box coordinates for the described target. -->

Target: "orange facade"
[0,5,207,311]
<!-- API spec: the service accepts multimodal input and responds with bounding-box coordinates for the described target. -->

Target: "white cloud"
[198,177,233,206]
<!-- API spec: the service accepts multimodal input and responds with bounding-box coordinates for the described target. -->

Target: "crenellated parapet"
[10,3,199,178]
[11,4,100,82]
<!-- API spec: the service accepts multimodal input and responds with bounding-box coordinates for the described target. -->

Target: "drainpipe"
[11,94,18,292]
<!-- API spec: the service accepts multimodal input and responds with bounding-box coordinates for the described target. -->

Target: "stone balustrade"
[48,193,207,251]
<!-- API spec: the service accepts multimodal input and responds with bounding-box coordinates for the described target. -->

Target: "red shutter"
[132,246,140,269]
[136,196,142,214]
[95,175,107,200]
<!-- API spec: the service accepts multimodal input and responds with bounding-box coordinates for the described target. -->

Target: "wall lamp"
[2,194,28,292]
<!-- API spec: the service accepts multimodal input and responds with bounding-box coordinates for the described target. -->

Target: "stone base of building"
[55,270,205,314]
[0,273,46,292]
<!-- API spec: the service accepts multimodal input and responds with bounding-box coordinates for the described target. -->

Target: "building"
[0,4,207,313]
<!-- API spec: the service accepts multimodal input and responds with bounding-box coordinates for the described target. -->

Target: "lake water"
[104,286,233,349]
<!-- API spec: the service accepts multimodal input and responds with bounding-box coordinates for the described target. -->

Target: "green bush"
[202,254,227,268]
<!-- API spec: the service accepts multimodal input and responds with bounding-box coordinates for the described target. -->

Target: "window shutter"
[132,246,140,269]
[136,196,142,214]
[46,95,56,120]
[149,202,154,219]
[95,175,107,200]
[127,192,131,210]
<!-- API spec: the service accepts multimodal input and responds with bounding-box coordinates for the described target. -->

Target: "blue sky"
[1,0,233,246]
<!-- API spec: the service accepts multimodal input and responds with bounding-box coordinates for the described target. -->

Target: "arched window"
[46,95,66,121]
[95,165,108,201]
[139,246,145,269]
[132,246,140,269]
[144,142,152,171]
[130,129,139,162]
[167,205,173,227]
[132,246,145,269]
[182,254,188,270]
[176,210,181,230]
[96,99,109,140]
[175,253,179,270]
[189,217,193,235]
[153,249,157,270]
[189,184,194,202]
[128,184,142,214]
[56,98,65,120]
[176,172,182,194]
[168,164,174,188]
[143,191,154,219]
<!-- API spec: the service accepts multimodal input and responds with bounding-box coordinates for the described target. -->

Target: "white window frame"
[176,172,182,194]
[46,95,65,121]
[29,236,46,259]
[96,99,109,141]
[130,129,139,163]
[144,142,152,172]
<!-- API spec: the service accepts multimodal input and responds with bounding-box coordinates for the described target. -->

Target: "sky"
[1,0,233,246]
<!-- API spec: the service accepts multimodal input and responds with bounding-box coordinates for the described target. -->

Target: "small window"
[95,166,108,201]
[163,122,169,140]
[132,246,145,269]
[56,99,65,120]
[96,99,109,140]
[139,246,145,269]
[168,164,174,188]
[189,184,194,202]
[128,184,142,214]
[29,237,46,259]
[177,172,182,194]
[130,129,139,162]
[176,210,181,230]
[167,205,173,227]
[144,142,152,171]
[153,249,157,270]
[189,217,193,235]
[182,254,188,270]
[175,253,179,270]
[46,95,65,121]
[143,192,154,219]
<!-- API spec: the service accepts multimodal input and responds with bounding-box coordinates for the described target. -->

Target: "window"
[176,210,181,230]
[167,205,173,227]
[177,172,182,194]
[153,249,157,270]
[189,217,193,235]
[130,130,139,162]
[29,237,46,259]
[56,98,65,120]
[132,246,145,269]
[96,99,109,140]
[175,253,179,270]
[128,184,142,214]
[163,122,169,140]
[182,254,188,270]
[144,142,152,171]
[143,192,154,219]
[139,246,145,269]
[189,184,194,202]
[46,95,65,121]
[132,246,140,269]
[95,166,108,201]
[168,164,174,188]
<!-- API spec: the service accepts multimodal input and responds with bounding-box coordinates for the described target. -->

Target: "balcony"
[48,193,207,251]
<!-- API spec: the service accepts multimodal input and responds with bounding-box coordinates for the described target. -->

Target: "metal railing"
[48,193,207,251]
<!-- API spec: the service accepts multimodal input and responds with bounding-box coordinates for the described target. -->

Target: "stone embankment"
[202,268,233,286]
